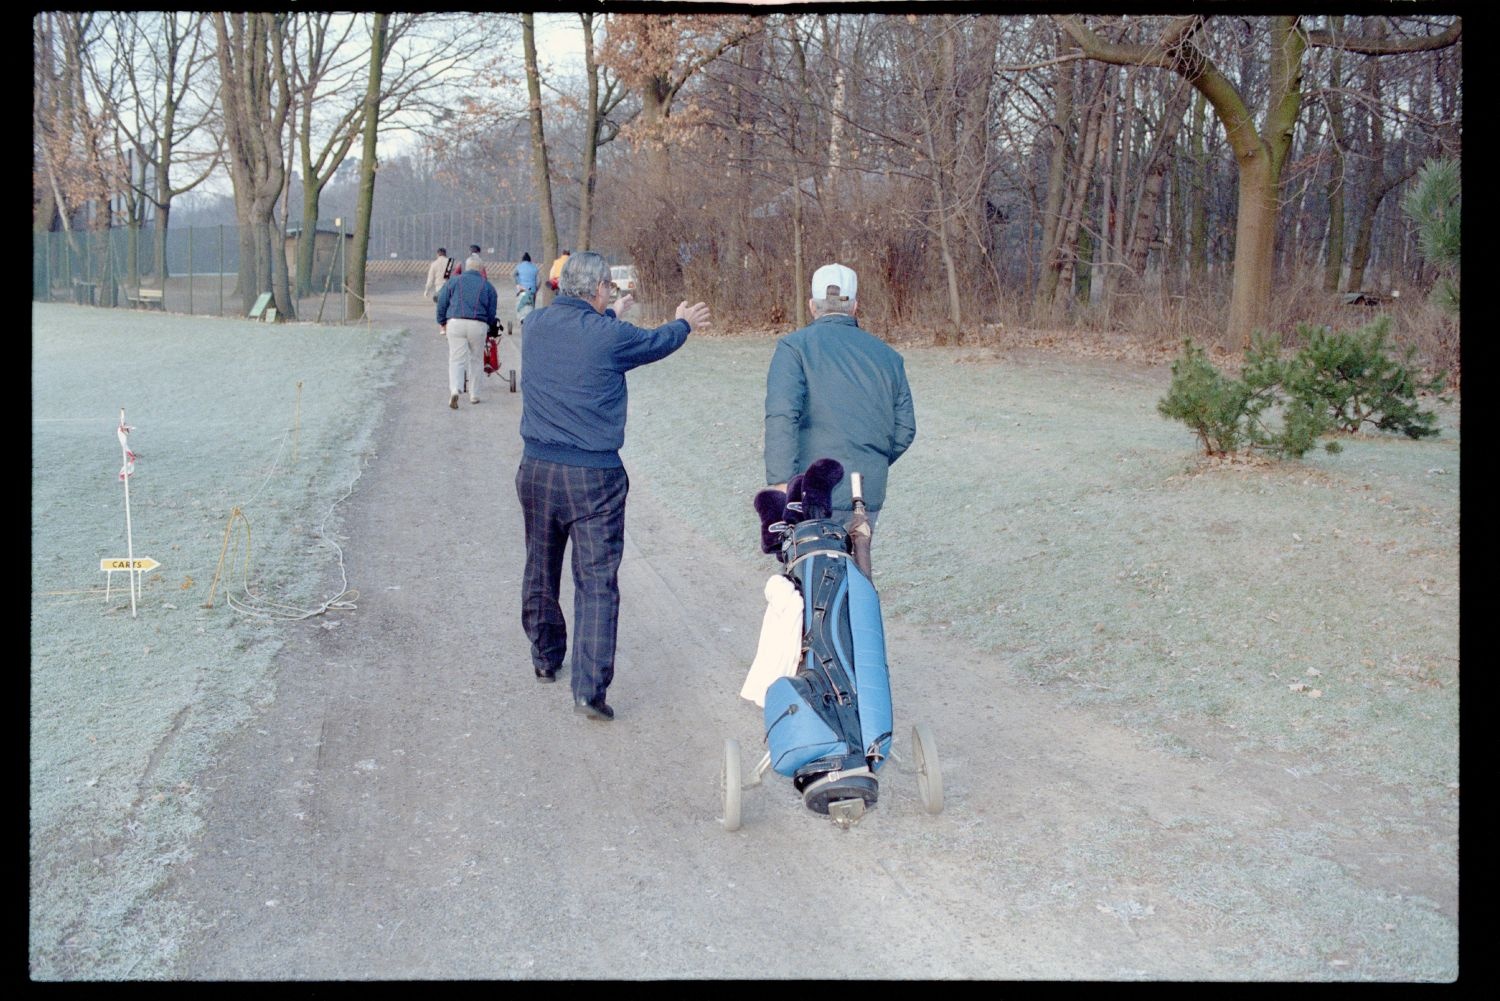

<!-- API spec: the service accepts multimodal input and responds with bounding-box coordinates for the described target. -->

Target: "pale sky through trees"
[184,12,585,199]
[382,13,583,158]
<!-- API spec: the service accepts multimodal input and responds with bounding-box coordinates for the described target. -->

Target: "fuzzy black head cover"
[783,474,806,523]
[753,488,788,553]
[801,458,845,520]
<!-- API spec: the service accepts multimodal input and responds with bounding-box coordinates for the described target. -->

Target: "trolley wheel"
[508,370,517,393]
[721,739,742,831]
[911,723,943,814]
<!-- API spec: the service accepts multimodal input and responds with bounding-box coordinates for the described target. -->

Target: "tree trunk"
[1188,90,1208,283]
[347,12,385,321]
[1346,172,1412,292]
[1323,145,1346,292]
[523,14,559,305]
[1092,66,1117,308]
[215,12,293,315]
[1126,82,1192,274]
[297,180,321,297]
[153,202,171,284]
[1321,16,1346,292]
[1033,38,1075,315]
[819,15,845,209]
[271,211,293,316]
[1224,150,1280,344]
[1221,16,1304,345]
[790,158,805,329]
[1053,69,1106,315]
[576,12,600,253]
[932,25,962,333]
[1344,32,1397,294]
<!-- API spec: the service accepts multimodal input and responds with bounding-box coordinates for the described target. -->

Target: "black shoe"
[573,696,614,721]
[535,666,559,683]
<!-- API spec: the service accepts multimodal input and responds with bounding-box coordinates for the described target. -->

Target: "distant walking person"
[515,252,539,296]
[466,245,490,279]
[764,263,916,533]
[516,251,711,721]
[547,249,570,292]
[514,251,539,321]
[424,247,454,302]
[436,253,498,408]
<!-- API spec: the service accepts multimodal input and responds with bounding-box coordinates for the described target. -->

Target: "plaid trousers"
[515,456,630,701]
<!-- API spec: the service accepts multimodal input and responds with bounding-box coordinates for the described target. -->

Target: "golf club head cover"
[801,458,845,520]
[783,474,806,523]
[754,488,789,553]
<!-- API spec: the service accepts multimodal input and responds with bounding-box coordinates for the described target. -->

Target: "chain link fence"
[32,202,549,320]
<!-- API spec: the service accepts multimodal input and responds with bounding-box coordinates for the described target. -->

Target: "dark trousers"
[515,456,629,701]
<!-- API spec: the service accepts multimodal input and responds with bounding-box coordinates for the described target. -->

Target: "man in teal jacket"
[764,263,916,525]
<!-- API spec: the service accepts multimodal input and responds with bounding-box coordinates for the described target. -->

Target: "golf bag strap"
[785,548,852,574]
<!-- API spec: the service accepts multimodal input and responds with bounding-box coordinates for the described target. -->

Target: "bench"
[72,280,98,305]
[126,288,165,310]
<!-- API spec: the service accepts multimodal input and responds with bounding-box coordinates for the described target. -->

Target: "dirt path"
[165,289,1456,980]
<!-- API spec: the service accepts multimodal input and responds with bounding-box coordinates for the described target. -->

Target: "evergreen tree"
[1402,158,1460,314]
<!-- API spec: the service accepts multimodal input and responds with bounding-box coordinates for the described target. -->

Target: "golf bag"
[483,331,500,375]
[756,459,892,814]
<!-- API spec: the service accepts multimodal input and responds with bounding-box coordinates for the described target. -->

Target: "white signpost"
[107,408,152,618]
[101,557,160,608]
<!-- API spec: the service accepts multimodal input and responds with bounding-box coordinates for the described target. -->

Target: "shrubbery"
[1289,317,1445,439]
[1159,317,1446,458]
[1402,157,1460,315]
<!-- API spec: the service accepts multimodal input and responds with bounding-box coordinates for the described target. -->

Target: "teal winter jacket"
[763,313,916,512]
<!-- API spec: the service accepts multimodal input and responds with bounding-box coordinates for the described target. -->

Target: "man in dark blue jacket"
[764,263,916,528]
[437,253,498,407]
[517,251,711,721]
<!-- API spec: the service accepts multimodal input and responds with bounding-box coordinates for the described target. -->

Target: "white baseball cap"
[810,263,857,302]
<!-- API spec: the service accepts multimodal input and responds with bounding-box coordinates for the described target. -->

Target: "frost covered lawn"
[624,337,1460,791]
[30,304,403,978]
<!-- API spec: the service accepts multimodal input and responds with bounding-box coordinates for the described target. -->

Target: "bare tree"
[574,12,631,253]
[522,13,561,305]
[103,12,220,285]
[214,12,294,316]
[1056,13,1460,345]
[287,12,365,296]
[341,13,504,318]
[34,15,118,252]
[604,13,761,137]
[347,12,386,322]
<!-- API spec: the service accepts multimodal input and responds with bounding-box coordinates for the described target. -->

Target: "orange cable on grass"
[202,506,250,610]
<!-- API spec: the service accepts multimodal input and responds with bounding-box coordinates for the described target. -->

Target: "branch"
[1306,19,1460,55]
[994,51,1088,74]
[1055,14,1262,161]
[1053,15,1179,71]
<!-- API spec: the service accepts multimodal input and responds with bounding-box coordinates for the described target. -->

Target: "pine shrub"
[1159,319,1447,459]
[1158,337,1333,459]
[1402,157,1460,315]
[1289,317,1445,439]
[1157,340,1252,456]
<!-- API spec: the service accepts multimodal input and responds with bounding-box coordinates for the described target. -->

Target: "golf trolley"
[722,460,943,831]
[480,317,519,394]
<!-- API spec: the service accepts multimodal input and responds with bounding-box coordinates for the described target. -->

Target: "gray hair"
[464,253,484,272]
[559,251,611,298]
[810,295,855,317]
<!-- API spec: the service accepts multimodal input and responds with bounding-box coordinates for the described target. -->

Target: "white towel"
[740,575,804,707]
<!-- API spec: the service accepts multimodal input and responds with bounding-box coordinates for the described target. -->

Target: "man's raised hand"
[676,301,711,331]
